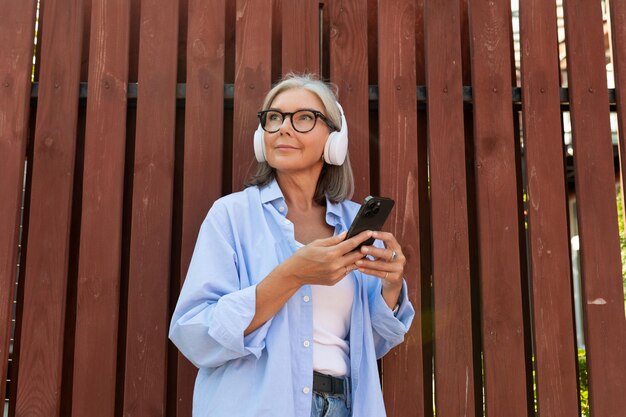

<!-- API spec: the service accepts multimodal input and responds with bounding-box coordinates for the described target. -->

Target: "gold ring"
[384,272,389,279]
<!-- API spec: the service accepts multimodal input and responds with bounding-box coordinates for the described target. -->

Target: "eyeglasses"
[257,109,338,134]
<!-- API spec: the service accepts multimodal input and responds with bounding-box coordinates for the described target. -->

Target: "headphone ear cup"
[323,108,348,165]
[253,124,266,162]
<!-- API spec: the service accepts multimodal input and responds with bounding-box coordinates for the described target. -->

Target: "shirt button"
[284,219,290,225]
[303,340,310,348]
[303,295,310,303]
[279,206,285,212]
[303,387,310,394]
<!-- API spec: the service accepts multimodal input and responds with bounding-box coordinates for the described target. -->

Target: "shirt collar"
[325,198,342,225]
[259,178,284,204]
[259,179,343,227]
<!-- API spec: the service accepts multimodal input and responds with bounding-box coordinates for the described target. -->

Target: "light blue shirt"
[169,179,415,417]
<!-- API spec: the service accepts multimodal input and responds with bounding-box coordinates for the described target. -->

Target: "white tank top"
[296,241,355,377]
[311,275,354,377]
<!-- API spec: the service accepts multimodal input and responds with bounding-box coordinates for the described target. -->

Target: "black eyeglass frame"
[257,108,339,133]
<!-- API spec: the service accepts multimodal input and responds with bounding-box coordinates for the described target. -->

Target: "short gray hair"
[245,73,355,204]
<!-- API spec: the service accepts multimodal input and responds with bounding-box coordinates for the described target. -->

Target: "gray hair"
[245,73,354,204]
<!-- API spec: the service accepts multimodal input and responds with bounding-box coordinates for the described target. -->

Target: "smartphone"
[345,196,395,249]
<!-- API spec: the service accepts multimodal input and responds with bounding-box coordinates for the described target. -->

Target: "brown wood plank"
[467,0,529,415]
[328,0,369,201]
[13,1,84,416]
[0,0,37,403]
[459,2,483,414]
[518,1,580,415]
[413,4,434,416]
[224,0,237,85]
[562,0,626,414]
[459,0,471,85]
[377,1,422,416]
[320,0,330,80]
[174,1,226,416]
[424,0,476,416]
[367,0,377,84]
[281,0,319,75]
[128,0,141,83]
[610,0,626,224]
[231,0,273,190]
[70,0,130,416]
[6,104,38,417]
[122,0,179,415]
[80,0,92,82]
[271,0,282,82]
[178,0,189,84]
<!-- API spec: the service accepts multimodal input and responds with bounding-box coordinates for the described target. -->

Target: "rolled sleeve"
[209,284,272,359]
[369,279,415,358]
[169,202,272,369]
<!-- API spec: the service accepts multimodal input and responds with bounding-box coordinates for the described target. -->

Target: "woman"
[169,74,414,417]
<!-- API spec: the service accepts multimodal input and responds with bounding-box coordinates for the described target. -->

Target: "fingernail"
[361,246,369,253]
[356,260,363,266]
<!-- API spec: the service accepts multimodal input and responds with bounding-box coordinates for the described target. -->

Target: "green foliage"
[578,349,589,417]
[616,188,626,310]
[530,351,588,416]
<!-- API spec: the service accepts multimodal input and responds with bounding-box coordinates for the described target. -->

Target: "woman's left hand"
[355,231,406,309]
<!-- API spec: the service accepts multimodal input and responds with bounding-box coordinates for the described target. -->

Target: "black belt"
[313,371,346,395]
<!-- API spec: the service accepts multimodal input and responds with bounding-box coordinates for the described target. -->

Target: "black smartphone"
[345,196,395,249]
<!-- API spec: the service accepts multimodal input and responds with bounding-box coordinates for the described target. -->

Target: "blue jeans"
[310,391,351,417]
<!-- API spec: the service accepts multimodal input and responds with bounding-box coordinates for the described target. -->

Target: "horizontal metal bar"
[29,82,617,105]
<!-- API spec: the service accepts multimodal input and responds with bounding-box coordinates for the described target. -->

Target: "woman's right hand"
[282,230,373,286]
[244,230,373,336]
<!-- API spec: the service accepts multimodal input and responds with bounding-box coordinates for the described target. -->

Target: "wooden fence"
[1,0,625,416]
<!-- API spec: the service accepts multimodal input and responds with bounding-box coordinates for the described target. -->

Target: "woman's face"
[263,88,331,176]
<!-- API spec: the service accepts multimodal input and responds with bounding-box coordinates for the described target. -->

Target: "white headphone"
[253,102,349,166]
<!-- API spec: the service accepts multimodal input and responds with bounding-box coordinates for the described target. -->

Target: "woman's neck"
[276,171,322,211]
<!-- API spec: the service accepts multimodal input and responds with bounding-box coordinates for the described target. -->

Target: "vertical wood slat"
[175,1,226,416]
[177,0,189,84]
[519,1,579,416]
[413,3,434,416]
[13,1,84,416]
[80,0,92,82]
[467,0,529,415]
[562,0,626,415]
[0,0,38,402]
[328,0,369,201]
[70,0,130,416]
[610,0,626,223]
[458,2,483,413]
[128,0,141,83]
[377,1,422,416]
[271,0,282,81]
[122,0,179,415]
[282,0,319,75]
[424,0,476,416]
[232,0,273,190]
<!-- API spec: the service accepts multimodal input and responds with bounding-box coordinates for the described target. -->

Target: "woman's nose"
[278,115,293,133]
